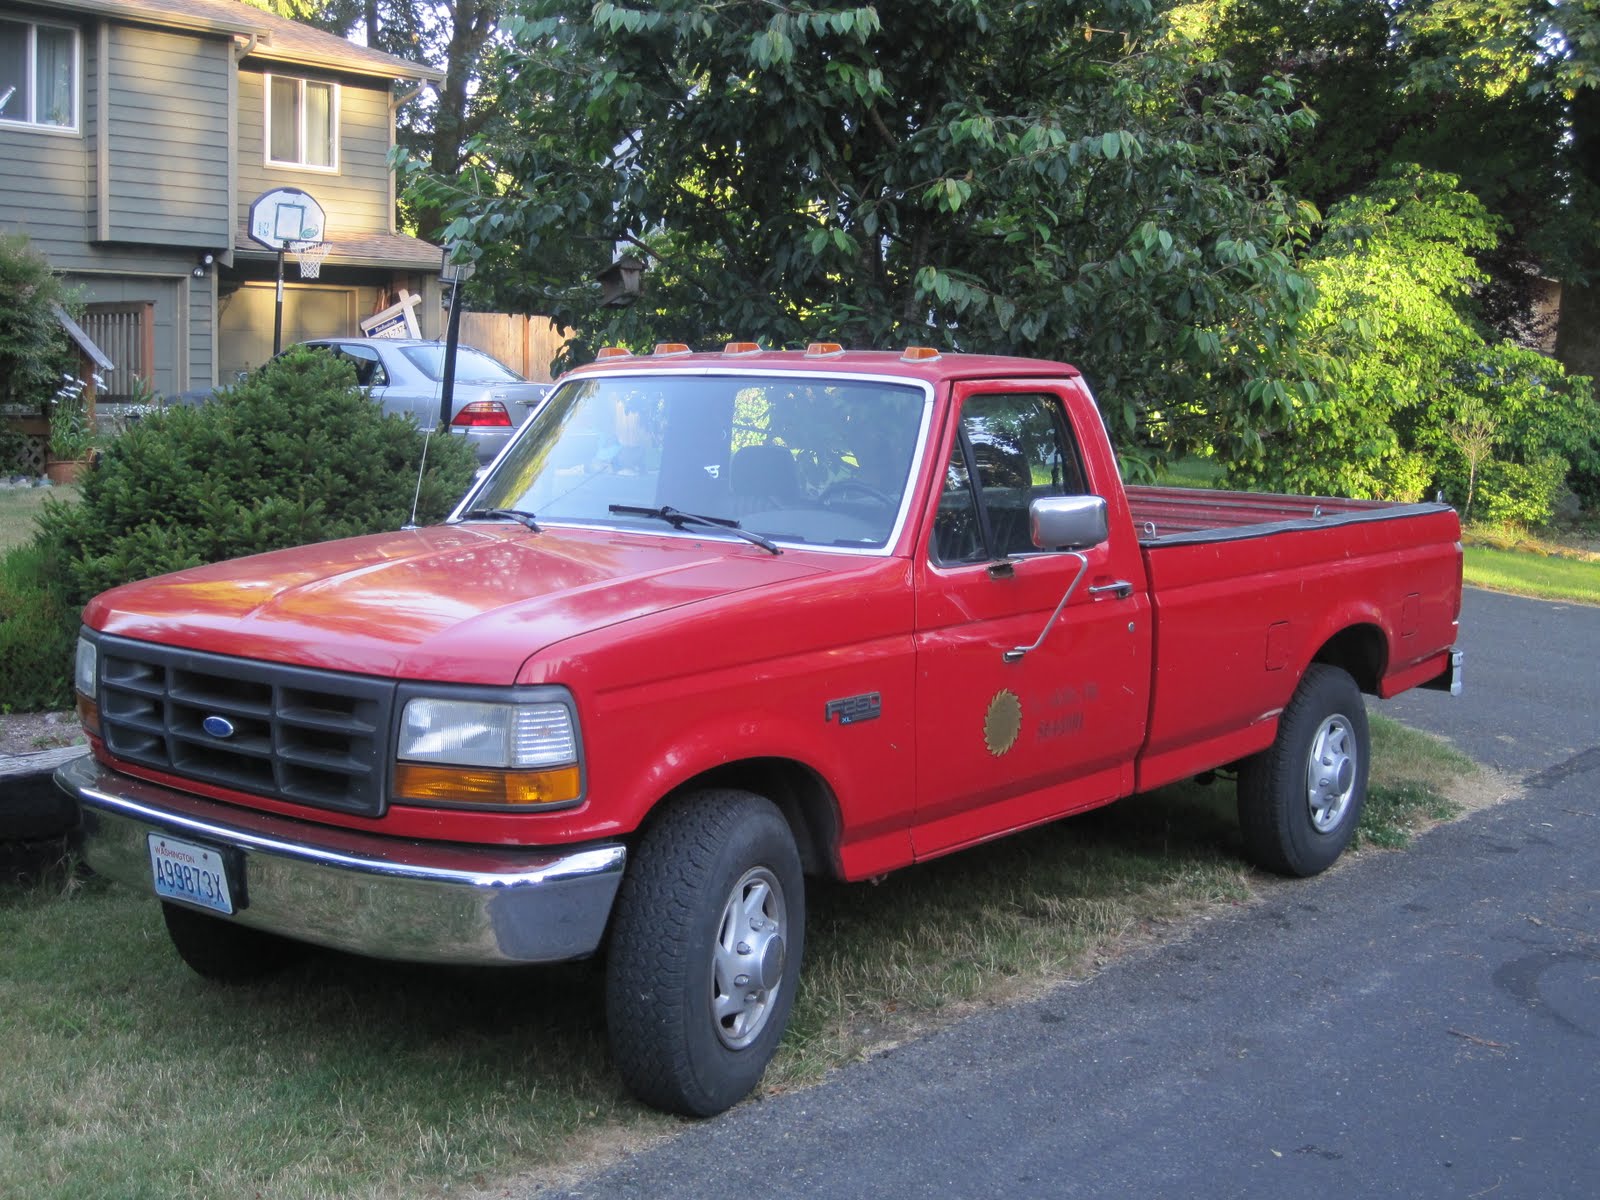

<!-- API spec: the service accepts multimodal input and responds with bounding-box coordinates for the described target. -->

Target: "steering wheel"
[820,479,895,508]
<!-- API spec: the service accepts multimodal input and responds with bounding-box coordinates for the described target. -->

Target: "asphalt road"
[538,588,1599,1199]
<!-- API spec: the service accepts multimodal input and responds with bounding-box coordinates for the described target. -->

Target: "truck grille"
[95,635,395,817]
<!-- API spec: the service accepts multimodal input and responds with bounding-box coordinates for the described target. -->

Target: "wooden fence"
[458,313,573,383]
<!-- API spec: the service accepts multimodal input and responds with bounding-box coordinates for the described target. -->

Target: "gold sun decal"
[984,689,1022,757]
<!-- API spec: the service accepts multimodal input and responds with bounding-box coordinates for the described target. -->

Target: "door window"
[932,392,1087,564]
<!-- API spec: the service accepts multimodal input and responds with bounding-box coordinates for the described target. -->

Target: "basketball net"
[289,239,330,279]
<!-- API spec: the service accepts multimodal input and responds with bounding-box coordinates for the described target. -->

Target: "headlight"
[393,697,581,809]
[75,635,100,736]
[75,636,97,698]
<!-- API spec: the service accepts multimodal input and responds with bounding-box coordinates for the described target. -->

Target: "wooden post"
[79,353,97,432]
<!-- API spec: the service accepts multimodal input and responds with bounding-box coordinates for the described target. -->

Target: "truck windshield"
[465,373,929,550]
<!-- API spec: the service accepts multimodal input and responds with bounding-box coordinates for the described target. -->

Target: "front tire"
[604,789,805,1117]
[1237,664,1370,877]
[161,902,305,982]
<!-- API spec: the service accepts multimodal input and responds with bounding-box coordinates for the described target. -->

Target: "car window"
[933,392,1088,563]
[399,345,522,383]
[336,343,389,388]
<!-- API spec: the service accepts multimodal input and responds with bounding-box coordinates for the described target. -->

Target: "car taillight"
[451,401,512,428]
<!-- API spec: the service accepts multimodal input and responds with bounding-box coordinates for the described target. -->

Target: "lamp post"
[438,246,475,431]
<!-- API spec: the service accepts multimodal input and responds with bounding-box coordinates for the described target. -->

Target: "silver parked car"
[296,338,551,465]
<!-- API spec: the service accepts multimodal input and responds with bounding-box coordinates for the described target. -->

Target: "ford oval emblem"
[202,715,236,739]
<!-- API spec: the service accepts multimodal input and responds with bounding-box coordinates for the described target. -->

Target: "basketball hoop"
[289,239,330,279]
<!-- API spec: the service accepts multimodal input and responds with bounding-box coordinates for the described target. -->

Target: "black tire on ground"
[161,902,306,981]
[1237,663,1370,877]
[604,789,805,1117]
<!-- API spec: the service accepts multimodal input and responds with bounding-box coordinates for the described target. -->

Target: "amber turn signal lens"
[76,694,100,738]
[394,763,581,807]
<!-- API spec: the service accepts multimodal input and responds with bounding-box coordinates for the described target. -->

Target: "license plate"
[148,834,236,915]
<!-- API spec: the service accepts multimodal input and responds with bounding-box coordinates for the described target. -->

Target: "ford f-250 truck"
[58,345,1463,1116]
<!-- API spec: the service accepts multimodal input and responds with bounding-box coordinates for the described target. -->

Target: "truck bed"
[1124,484,1462,796]
[1125,485,1452,545]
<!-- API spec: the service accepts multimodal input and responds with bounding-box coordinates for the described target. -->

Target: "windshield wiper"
[608,504,781,555]
[458,507,541,532]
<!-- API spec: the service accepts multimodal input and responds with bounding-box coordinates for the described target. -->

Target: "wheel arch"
[641,757,844,880]
[1309,622,1388,695]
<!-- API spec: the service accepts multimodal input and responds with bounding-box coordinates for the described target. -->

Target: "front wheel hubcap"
[711,867,787,1050]
[1306,713,1358,833]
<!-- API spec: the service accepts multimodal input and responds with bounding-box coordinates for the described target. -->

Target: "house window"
[0,18,79,129]
[265,75,338,169]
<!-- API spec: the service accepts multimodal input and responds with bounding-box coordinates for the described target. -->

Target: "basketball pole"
[273,241,287,356]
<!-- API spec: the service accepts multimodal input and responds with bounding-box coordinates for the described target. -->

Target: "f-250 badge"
[825,693,881,725]
[985,689,1022,756]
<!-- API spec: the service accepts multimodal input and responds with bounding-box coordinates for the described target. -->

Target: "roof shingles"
[33,0,443,81]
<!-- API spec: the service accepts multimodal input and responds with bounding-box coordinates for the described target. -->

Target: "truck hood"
[84,525,826,683]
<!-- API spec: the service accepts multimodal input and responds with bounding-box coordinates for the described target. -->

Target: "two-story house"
[0,0,446,398]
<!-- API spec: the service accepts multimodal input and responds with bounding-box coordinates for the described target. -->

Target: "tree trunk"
[1555,280,1600,382]
[1556,85,1600,382]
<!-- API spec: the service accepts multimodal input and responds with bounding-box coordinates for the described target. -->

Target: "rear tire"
[604,789,805,1117]
[1237,664,1369,877]
[161,902,305,982]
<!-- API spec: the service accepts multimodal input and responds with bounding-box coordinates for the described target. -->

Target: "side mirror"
[1029,495,1108,552]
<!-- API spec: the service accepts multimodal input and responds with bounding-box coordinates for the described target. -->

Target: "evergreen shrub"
[0,232,74,408]
[0,349,477,710]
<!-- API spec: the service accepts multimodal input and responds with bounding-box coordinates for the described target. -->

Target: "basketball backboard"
[248,187,327,249]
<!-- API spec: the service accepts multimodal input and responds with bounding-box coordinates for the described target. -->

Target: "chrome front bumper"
[56,754,627,966]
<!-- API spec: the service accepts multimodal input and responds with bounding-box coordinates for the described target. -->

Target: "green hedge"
[2,349,479,711]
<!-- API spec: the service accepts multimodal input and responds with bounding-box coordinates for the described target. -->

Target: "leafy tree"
[1423,343,1598,525]
[1191,0,1600,360]
[1228,165,1600,522]
[404,0,1327,471]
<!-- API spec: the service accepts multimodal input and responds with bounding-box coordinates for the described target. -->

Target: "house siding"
[188,269,215,388]
[104,25,231,248]
[236,69,394,241]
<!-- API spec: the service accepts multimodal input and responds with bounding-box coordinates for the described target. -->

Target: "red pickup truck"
[58,346,1463,1116]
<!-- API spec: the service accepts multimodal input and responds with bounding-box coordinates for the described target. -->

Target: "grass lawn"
[0,483,72,552]
[1151,455,1224,488]
[1462,540,1600,606]
[1,714,1474,1199]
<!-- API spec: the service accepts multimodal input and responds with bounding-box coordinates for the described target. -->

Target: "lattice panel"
[18,434,47,475]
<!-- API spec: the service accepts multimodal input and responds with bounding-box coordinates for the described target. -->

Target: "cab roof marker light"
[653,343,692,357]
[805,342,845,357]
[902,346,942,362]
[723,341,763,356]
[596,346,632,359]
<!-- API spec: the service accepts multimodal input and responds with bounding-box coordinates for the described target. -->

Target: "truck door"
[911,382,1153,858]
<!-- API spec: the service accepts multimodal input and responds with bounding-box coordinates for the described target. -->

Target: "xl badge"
[984,690,1022,757]
[202,715,236,739]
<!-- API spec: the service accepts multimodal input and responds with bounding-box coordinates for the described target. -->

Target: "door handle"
[1088,580,1134,600]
